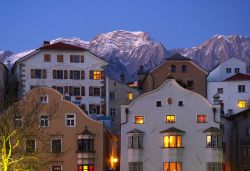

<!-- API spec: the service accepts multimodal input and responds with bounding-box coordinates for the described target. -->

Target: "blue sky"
[1,0,250,52]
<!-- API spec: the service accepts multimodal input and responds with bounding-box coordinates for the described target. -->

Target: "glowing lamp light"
[113,158,118,163]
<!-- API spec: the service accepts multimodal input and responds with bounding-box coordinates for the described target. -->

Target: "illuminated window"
[135,116,144,124]
[197,115,207,123]
[206,135,222,148]
[78,165,94,171]
[93,71,101,80]
[238,100,247,108]
[166,115,175,123]
[163,162,182,171]
[163,135,182,148]
[127,93,133,100]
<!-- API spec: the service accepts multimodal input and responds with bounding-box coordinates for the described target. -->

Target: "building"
[120,78,223,171]
[139,53,208,97]
[22,87,118,171]
[0,62,8,111]
[13,41,108,116]
[207,57,247,82]
[107,76,140,134]
[207,73,250,115]
[222,108,250,171]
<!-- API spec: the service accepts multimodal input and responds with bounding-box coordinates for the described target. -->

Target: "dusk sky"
[1,0,250,52]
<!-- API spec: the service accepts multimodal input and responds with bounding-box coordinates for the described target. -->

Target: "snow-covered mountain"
[1,31,250,80]
[0,50,14,63]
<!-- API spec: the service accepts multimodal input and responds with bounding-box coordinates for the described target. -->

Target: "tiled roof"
[166,53,191,61]
[160,127,186,134]
[203,127,221,133]
[127,129,145,134]
[224,73,250,81]
[39,42,86,51]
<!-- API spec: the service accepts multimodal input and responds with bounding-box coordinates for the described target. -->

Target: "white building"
[207,57,247,82]
[13,41,108,116]
[120,78,223,171]
[207,73,250,115]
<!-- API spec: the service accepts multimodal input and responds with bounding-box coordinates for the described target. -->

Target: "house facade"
[120,78,223,171]
[0,62,8,111]
[139,54,208,97]
[13,42,108,116]
[24,87,118,171]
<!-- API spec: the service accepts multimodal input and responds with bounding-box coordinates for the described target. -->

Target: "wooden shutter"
[89,87,93,96]
[101,86,105,97]
[69,86,73,95]
[81,71,85,80]
[80,55,84,63]
[53,70,56,79]
[42,69,47,79]
[70,70,73,79]
[31,69,35,78]
[101,104,106,115]
[64,86,69,94]
[89,70,93,79]
[70,55,73,63]
[81,86,85,96]
[64,70,68,79]
[101,71,105,79]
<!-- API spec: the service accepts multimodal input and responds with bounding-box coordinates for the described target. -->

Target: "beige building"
[138,53,208,97]
[107,76,140,134]
[0,62,8,111]
[23,87,118,171]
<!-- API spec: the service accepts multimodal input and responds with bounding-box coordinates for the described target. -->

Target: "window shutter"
[81,70,85,80]
[133,136,138,148]
[64,86,69,94]
[101,71,105,79]
[89,71,93,79]
[70,55,73,62]
[42,69,47,79]
[31,69,35,78]
[81,86,85,96]
[53,70,56,79]
[69,86,73,95]
[70,70,73,79]
[128,136,132,149]
[64,70,68,79]
[80,55,84,63]
[101,86,105,97]
[89,87,93,96]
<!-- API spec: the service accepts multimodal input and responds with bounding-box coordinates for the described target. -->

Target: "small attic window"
[178,101,184,107]
[156,101,162,107]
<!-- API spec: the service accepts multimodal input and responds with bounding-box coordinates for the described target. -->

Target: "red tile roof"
[39,42,86,51]
[224,73,250,81]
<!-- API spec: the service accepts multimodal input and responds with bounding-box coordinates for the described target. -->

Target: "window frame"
[127,93,133,101]
[206,135,222,148]
[134,116,144,124]
[40,95,48,104]
[51,138,62,153]
[65,113,76,127]
[197,114,207,123]
[163,135,183,148]
[26,138,36,153]
[238,85,246,93]
[166,115,176,123]
[238,100,247,108]
[181,65,187,73]
[52,165,62,171]
[163,162,182,171]
[40,115,49,128]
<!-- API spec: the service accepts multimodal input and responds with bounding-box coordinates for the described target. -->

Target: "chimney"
[120,73,125,82]
[43,41,50,46]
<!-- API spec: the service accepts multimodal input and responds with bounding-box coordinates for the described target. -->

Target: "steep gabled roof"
[39,42,87,51]
[160,127,185,134]
[224,73,250,81]
[166,53,192,61]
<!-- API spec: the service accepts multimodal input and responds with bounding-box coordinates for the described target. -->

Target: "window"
[73,87,80,96]
[171,65,176,73]
[166,115,175,123]
[89,104,100,114]
[40,95,48,103]
[78,165,94,171]
[53,70,64,79]
[217,88,223,94]
[109,92,115,100]
[78,139,95,152]
[51,139,62,153]
[56,86,64,94]
[187,80,194,88]
[65,114,76,127]
[70,55,84,63]
[238,100,247,108]
[135,116,144,124]
[156,101,162,107]
[235,68,240,73]
[26,139,36,153]
[238,85,246,93]
[163,162,182,171]
[89,87,100,96]
[110,108,116,118]
[197,115,207,123]
[163,135,182,148]
[57,54,64,62]
[69,70,81,80]
[40,115,49,127]
[52,166,62,171]
[128,135,143,149]
[178,101,184,107]
[93,71,101,80]
[127,93,133,100]
[206,162,224,171]
[206,135,222,148]
[226,68,231,73]
[181,65,187,73]
[44,54,51,62]
[128,162,143,171]
[14,114,23,127]
[31,69,47,79]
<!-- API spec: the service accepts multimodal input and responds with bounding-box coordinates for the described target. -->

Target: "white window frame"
[51,165,62,171]
[40,114,49,128]
[65,113,76,127]
[51,138,62,153]
[40,95,49,104]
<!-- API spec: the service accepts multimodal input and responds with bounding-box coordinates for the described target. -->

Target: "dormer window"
[135,116,144,124]
[226,68,231,73]
[181,65,187,73]
[163,135,182,148]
